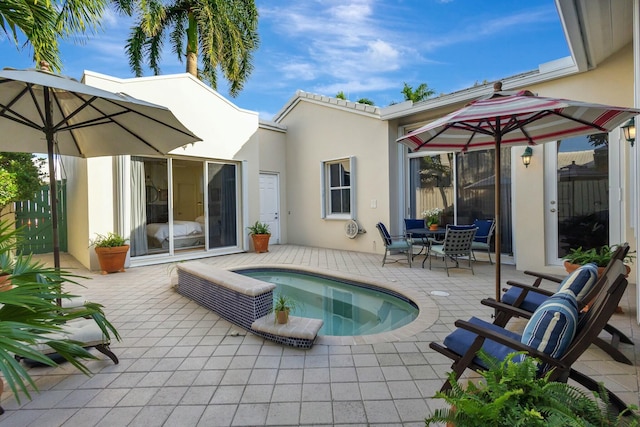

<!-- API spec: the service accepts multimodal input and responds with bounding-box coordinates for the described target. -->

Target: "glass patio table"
[407,227,447,267]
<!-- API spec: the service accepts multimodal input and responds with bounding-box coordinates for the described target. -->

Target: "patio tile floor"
[0,244,638,426]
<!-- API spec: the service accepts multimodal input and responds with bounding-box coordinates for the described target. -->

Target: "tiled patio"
[0,245,638,426]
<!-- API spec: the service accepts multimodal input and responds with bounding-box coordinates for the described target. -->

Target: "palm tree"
[0,0,109,72]
[402,82,435,103]
[119,0,259,96]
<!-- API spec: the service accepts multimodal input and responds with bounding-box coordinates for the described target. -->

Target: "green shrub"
[426,351,639,426]
[90,232,128,248]
[247,221,270,235]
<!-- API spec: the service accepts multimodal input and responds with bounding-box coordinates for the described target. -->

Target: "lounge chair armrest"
[454,319,569,369]
[480,298,534,319]
[504,281,555,297]
[523,270,563,284]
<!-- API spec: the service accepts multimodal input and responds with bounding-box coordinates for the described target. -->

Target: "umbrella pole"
[44,89,60,271]
[44,88,62,306]
[494,132,502,303]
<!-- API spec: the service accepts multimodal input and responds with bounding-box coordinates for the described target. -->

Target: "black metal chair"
[404,218,427,257]
[376,222,413,267]
[470,219,496,264]
[425,225,477,274]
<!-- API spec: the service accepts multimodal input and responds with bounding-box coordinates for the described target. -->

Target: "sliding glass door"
[127,156,240,258]
[207,162,238,249]
[407,147,512,255]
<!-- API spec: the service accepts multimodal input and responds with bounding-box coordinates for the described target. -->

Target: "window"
[407,148,513,254]
[321,157,355,218]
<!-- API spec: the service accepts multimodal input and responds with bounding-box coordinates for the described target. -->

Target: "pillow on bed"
[195,216,205,224]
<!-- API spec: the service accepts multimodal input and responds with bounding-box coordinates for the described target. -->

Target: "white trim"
[320,162,326,219]
[320,157,356,220]
[609,128,625,246]
[242,160,249,251]
[632,0,640,326]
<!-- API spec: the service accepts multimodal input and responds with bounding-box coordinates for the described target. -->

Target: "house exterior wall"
[512,43,635,279]
[65,44,635,279]
[277,100,389,254]
[256,126,288,244]
[385,43,635,280]
[70,72,261,270]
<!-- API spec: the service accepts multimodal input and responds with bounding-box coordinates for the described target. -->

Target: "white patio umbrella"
[397,83,640,302]
[0,65,201,270]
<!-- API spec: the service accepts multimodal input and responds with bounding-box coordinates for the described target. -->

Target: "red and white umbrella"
[397,86,640,301]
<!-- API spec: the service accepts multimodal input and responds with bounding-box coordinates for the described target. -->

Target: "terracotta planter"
[251,234,271,253]
[563,260,630,278]
[0,274,11,291]
[429,224,439,231]
[95,245,130,275]
[276,308,290,324]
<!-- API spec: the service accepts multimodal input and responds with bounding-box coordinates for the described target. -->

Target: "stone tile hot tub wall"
[176,261,322,348]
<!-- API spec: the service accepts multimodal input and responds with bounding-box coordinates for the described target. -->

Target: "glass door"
[207,162,238,249]
[545,133,609,263]
[171,159,205,251]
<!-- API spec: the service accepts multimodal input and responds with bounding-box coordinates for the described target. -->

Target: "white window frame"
[320,156,356,220]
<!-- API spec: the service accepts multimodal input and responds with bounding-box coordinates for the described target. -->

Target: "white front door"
[260,173,280,244]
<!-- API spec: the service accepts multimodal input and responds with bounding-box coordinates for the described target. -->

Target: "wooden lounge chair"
[430,259,630,412]
[486,243,633,364]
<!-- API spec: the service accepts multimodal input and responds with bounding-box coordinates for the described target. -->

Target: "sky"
[1,0,570,120]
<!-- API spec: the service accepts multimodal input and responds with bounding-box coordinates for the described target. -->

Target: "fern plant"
[563,244,635,267]
[425,351,639,426]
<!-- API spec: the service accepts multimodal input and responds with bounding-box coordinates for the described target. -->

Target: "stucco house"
[59,0,640,320]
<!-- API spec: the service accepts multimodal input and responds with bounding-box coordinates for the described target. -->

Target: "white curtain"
[130,157,148,256]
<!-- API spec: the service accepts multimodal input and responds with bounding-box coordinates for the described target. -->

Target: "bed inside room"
[146,216,205,250]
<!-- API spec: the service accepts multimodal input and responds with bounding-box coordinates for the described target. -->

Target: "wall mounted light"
[521,146,533,168]
[622,117,636,147]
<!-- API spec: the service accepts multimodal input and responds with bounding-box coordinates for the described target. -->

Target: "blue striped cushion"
[520,293,578,359]
[556,263,598,300]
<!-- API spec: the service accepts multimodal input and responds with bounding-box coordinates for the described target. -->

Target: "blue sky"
[1,0,569,120]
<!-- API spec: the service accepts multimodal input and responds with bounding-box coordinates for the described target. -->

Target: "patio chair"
[425,225,477,274]
[470,219,496,264]
[430,259,630,412]
[404,218,427,257]
[487,243,634,364]
[376,222,413,267]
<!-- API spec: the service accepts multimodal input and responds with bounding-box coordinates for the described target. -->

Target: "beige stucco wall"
[68,72,260,269]
[513,43,635,279]
[255,126,288,245]
[278,100,389,253]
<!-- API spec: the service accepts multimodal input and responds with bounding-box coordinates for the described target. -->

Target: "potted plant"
[271,293,296,324]
[563,244,635,276]
[422,207,444,230]
[425,351,639,426]
[247,221,271,253]
[91,232,130,275]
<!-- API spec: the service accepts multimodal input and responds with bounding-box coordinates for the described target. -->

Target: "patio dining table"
[407,227,447,267]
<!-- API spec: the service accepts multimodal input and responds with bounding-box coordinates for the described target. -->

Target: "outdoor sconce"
[622,117,636,147]
[521,146,533,168]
